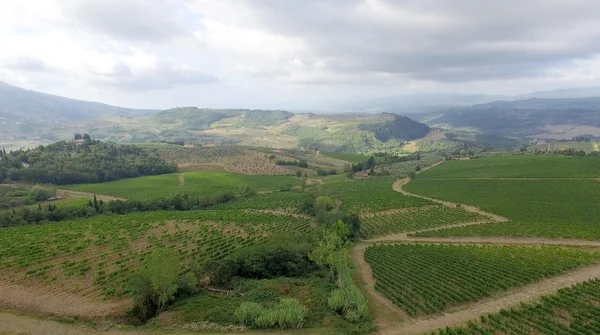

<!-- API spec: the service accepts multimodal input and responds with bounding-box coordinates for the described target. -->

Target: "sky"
[3,0,600,110]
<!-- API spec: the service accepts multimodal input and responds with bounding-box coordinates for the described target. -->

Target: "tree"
[240,185,256,197]
[315,196,335,212]
[130,248,181,319]
[408,171,416,179]
[295,170,303,178]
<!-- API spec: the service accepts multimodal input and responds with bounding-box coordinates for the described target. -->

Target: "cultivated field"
[364,244,599,316]
[63,171,302,200]
[0,210,312,301]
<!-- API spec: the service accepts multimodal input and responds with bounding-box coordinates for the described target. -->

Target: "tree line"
[0,192,235,228]
[0,140,177,185]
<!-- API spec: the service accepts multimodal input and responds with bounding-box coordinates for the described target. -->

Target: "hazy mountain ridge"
[0,81,156,122]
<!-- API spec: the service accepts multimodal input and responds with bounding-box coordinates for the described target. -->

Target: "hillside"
[422,97,600,139]
[154,107,293,130]
[0,81,156,122]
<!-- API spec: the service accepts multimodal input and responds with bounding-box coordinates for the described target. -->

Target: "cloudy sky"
[2,0,600,110]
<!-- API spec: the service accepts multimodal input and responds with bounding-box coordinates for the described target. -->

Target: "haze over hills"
[0,81,156,122]
[420,97,600,139]
[2,80,600,150]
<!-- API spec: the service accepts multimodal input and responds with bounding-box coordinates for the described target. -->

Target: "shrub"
[328,289,345,313]
[236,298,307,329]
[235,302,265,326]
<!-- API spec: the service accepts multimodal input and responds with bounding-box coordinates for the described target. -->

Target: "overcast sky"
[3,0,600,110]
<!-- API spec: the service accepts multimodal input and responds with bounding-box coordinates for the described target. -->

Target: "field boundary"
[55,189,126,201]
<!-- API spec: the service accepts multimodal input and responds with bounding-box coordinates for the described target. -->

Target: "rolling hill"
[421,97,600,139]
[0,81,156,122]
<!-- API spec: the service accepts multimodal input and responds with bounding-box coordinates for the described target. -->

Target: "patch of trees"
[358,114,430,142]
[0,185,55,209]
[373,152,421,163]
[0,140,177,185]
[299,195,361,236]
[316,168,338,176]
[310,221,370,323]
[275,160,309,168]
[0,192,235,228]
[571,135,593,142]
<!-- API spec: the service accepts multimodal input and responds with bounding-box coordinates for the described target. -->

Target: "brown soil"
[352,245,406,330]
[0,282,130,320]
[56,190,126,202]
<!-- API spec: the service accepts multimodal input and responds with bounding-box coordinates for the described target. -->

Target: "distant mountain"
[154,107,294,130]
[329,93,512,114]
[0,81,156,122]
[421,97,600,138]
[518,87,600,99]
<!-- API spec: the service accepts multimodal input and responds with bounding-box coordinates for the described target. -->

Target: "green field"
[320,151,371,163]
[436,279,600,334]
[417,155,600,178]
[360,205,486,238]
[0,210,312,299]
[319,179,432,212]
[364,244,599,316]
[63,171,302,200]
[405,179,600,240]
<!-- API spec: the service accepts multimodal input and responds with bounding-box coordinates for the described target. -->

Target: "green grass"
[318,179,432,212]
[360,205,486,239]
[320,152,370,164]
[405,179,600,240]
[63,171,302,200]
[173,275,336,328]
[364,244,599,316]
[435,279,600,335]
[418,155,600,178]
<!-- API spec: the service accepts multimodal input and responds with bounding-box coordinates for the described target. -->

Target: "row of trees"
[0,192,235,228]
[0,140,177,184]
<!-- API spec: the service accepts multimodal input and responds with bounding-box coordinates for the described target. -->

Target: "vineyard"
[0,210,312,299]
[417,155,600,178]
[360,205,486,238]
[434,279,600,335]
[214,191,312,211]
[63,171,302,200]
[364,244,599,316]
[378,154,443,178]
[404,179,600,240]
[319,179,432,212]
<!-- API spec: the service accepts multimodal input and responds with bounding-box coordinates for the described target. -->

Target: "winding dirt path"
[393,178,509,223]
[387,262,600,335]
[352,160,600,334]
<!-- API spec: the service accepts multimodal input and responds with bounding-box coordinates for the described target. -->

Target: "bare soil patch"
[56,190,126,202]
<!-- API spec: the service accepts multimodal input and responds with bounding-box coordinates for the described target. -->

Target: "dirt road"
[56,190,126,202]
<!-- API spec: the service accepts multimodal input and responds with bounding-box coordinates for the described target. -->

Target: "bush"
[235,302,265,326]
[235,298,307,329]
[328,289,345,313]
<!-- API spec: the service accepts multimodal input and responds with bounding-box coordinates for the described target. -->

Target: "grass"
[320,152,370,164]
[406,179,600,240]
[365,244,599,316]
[62,171,302,200]
[172,275,336,328]
[417,155,600,178]
[435,279,600,335]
